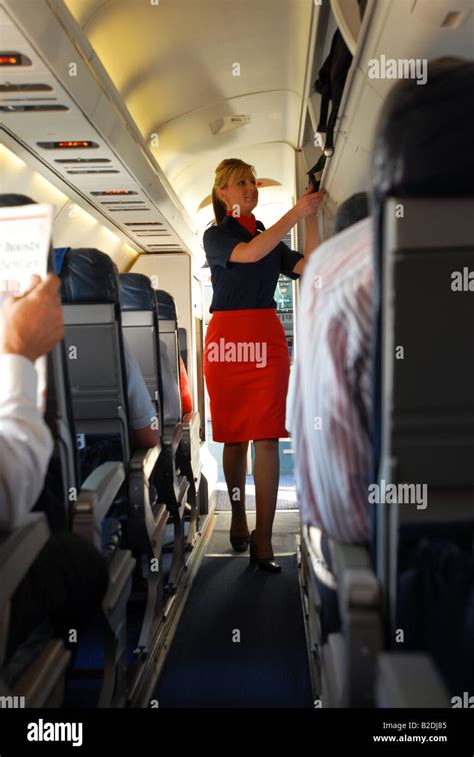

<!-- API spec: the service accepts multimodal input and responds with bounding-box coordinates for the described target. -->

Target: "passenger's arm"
[0,275,63,530]
[133,425,159,449]
[123,336,160,450]
[0,356,53,530]
[229,189,324,264]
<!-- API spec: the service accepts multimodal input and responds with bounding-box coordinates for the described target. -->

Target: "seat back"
[178,327,188,371]
[119,273,163,435]
[155,289,182,426]
[33,246,79,531]
[33,345,79,531]
[377,197,474,627]
[61,248,131,463]
[0,514,72,703]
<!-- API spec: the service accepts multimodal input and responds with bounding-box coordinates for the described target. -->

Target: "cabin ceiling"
[65,0,314,230]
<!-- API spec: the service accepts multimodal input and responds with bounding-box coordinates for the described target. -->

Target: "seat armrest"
[179,412,202,482]
[376,653,450,707]
[329,540,380,609]
[75,462,126,530]
[325,537,383,706]
[129,444,160,480]
[321,633,346,707]
[162,423,183,452]
[0,514,50,618]
[12,639,71,707]
[182,411,199,430]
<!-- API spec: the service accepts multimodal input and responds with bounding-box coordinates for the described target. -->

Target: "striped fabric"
[289,217,373,543]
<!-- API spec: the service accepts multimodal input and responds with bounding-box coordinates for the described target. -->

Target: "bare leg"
[253,438,279,558]
[223,441,249,537]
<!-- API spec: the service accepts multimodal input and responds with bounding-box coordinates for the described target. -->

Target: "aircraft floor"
[152,511,313,708]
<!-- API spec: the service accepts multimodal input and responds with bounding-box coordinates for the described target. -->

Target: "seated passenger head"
[212,158,257,224]
[373,57,474,200]
[0,193,36,207]
[333,192,369,234]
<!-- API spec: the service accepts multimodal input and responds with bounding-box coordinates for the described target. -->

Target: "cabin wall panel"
[130,253,197,401]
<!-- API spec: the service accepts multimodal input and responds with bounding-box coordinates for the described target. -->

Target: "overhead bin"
[316,0,474,206]
[330,0,364,55]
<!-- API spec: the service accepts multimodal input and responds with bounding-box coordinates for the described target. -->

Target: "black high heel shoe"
[230,533,250,552]
[249,531,281,573]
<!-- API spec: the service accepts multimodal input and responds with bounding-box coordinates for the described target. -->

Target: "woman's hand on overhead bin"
[294,187,326,220]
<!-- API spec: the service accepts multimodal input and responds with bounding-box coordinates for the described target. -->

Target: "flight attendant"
[203,158,324,572]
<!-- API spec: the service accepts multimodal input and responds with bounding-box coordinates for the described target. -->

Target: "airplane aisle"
[153,511,313,708]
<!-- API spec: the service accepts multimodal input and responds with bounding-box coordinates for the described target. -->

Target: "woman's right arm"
[229,189,324,264]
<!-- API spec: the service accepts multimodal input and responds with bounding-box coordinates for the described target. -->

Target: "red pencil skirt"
[204,308,290,443]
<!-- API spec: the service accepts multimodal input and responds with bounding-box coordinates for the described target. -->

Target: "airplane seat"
[34,342,125,555]
[178,327,202,536]
[178,326,188,372]
[314,197,474,707]
[155,287,202,548]
[301,519,382,707]
[301,196,474,707]
[372,196,474,704]
[61,249,167,657]
[36,272,136,706]
[32,338,80,532]
[0,514,71,707]
[119,273,191,585]
[154,289,182,428]
[60,247,131,467]
[60,249,130,537]
[366,60,474,705]
[0,235,77,707]
[118,272,164,431]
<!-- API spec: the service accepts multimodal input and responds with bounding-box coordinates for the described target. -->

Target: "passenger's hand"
[294,188,326,220]
[0,274,64,362]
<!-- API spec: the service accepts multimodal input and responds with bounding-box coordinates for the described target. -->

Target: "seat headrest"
[119,273,157,312]
[0,193,36,207]
[373,58,474,206]
[60,248,121,304]
[155,289,177,320]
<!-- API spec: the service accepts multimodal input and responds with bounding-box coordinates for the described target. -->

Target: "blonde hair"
[211,158,256,225]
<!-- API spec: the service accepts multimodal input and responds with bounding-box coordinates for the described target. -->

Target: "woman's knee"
[224,441,248,453]
[254,438,278,453]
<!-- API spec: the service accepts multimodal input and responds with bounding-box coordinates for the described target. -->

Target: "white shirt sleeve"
[122,336,156,430]
[0,354,53,531]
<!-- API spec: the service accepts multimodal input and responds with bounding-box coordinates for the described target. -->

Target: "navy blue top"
[203,216,303,312]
